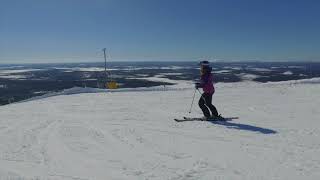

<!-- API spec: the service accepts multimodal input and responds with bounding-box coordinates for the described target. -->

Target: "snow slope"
[0,79,320,180]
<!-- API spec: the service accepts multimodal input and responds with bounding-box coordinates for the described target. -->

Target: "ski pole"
[188,88,197,113]
[197,89,207,104]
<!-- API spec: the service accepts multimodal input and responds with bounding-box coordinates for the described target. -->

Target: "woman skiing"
[195,61,219,119]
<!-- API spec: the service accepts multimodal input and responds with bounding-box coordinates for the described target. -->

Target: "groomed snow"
[0,79,320,180]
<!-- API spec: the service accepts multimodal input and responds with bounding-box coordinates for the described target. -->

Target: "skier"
[195,61,219,120]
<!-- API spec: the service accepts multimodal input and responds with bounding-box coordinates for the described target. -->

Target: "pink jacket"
[200,73,215,94]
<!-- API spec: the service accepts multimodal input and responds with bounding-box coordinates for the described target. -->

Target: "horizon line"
[0,59,320,65]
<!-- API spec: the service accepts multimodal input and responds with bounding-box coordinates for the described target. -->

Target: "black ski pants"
[198,93,218,118]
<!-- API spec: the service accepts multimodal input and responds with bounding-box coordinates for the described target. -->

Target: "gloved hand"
[195,82,201,89]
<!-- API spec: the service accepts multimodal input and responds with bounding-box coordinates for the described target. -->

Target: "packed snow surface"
[0,79,320,180]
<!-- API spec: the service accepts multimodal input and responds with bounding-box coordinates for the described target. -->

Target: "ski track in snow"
[0,79,320,179]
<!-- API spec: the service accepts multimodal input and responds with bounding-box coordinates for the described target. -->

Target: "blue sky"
[0,0,319,63]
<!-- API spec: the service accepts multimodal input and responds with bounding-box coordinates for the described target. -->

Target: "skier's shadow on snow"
[210,119,277,134]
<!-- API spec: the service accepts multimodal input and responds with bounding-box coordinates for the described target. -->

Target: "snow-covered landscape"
[2,0,320,178]
[0,77,319,180]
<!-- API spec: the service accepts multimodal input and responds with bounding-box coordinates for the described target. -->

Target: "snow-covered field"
[0,79,320,180]
[0,69,43,79]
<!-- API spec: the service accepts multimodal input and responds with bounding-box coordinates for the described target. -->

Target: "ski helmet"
[199,60,210,67]
[199,61,212,72]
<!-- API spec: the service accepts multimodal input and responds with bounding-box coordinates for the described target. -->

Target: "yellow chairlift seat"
[106,81,118,89]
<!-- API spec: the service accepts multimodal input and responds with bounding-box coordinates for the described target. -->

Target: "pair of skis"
[174,116,238,122]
